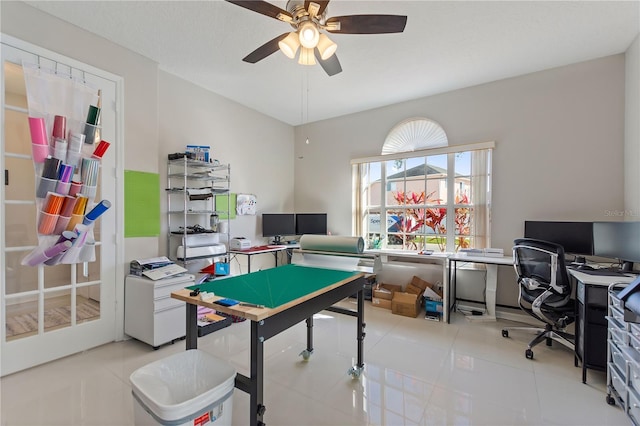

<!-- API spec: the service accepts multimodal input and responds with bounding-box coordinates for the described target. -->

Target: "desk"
[229,245,289,273]
[171,264,366,426]
[447,254,514,323]
[568,269,635,383]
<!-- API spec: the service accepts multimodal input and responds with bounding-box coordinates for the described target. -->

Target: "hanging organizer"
[20,60,112,266]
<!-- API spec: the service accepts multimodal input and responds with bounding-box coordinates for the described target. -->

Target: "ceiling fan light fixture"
[317,33,337,60]
[298,47,317,65]
[278,32,300,58]
[298,21,320,48]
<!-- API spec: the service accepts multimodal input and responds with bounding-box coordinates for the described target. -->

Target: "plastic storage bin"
[130,350,236,426]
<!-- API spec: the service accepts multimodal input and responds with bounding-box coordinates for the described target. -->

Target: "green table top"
[188,264,362,309]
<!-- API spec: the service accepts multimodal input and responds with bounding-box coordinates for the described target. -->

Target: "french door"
[1,35,122,376]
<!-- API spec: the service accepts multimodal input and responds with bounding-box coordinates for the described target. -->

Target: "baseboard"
[495,308,541,326]
[455,302,543,326]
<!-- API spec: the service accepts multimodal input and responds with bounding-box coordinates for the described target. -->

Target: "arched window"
[382,118,448,154]
[352,118,493,253]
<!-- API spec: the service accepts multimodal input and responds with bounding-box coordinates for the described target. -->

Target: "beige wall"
[294,55,628,306]
[158,71,294,273]
[626,34,640,218]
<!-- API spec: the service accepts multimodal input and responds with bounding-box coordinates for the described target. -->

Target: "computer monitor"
[523,221,594,260]
[593,221,640,272]
[262,213,295,244]
[296,213,327,235]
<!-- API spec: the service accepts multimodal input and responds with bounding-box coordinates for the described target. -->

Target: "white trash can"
[130,350,236,426]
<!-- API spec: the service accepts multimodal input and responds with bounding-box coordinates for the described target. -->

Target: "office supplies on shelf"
[142,263,188,281]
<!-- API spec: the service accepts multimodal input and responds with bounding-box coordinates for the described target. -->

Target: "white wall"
[158,72,295,274]
[294,55,627,307]
[626,34,640,218]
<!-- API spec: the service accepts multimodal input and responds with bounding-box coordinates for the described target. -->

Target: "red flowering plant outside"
[390,189,471,252]
[454,192,471,251]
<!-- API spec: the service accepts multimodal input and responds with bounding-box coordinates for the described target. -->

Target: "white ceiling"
[25,0,640,126]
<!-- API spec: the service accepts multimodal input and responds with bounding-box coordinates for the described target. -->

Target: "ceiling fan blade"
[225,0,293,22]
[314,48,342,76]
[305,1,330,16]
[243,33,289,63]
[326,15,407,34]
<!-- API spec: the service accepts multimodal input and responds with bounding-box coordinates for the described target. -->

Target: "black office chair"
[502,238,575,359]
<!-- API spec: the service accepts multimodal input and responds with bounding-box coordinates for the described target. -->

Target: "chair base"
[502,323,574,359]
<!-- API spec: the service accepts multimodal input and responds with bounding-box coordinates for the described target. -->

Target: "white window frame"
[351,141,494,252]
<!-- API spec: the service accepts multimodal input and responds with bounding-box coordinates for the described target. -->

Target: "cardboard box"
[372,283,402,309]
[405,283,424,295]
[411,275,443,299]
[371,297,392,309]
[411,275,430,290]
[373,283,402,300]
[392,292,422,318]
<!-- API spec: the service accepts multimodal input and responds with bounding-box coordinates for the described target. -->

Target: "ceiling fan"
[225,0,407,76]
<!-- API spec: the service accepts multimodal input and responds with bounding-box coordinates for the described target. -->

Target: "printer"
[230,237,251,250]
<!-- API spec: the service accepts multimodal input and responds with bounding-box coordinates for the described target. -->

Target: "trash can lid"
[130,350,236,421]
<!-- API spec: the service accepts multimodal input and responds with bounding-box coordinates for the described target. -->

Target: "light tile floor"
[0,300,628,425]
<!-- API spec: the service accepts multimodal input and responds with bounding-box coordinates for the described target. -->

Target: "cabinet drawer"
[630,333,640,353]
[578,283,607,306]
[610,363,627,402]
[153,305,185,346]
[154,279,192,300]
[607,321,629,347]
[630,388,640,424]
[610,292,624,311]
[610,305,625,324]
[630,323,640,342]
[154,294,184,312]
[630,361,640,395]
[610,340,628,377]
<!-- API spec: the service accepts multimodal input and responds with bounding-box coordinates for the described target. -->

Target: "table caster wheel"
[348,366,363,379]
[606,394,616,405]
[502,330,509,338]
[525,348,534,359]
[299,349,312,361]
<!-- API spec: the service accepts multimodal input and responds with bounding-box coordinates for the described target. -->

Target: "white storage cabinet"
[125,274,194,349]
